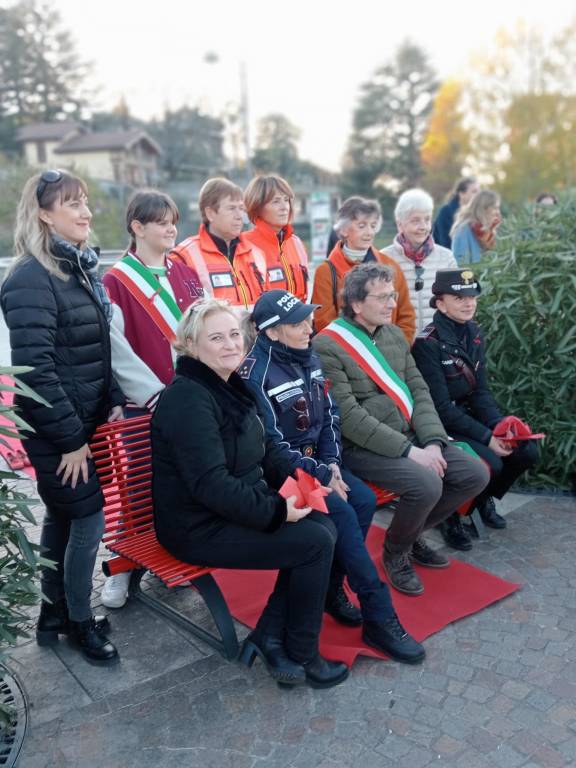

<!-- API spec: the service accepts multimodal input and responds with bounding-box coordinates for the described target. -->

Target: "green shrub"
[0,367,54,724]
[476,196,576,490]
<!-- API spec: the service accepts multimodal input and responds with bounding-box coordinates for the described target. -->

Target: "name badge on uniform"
[211,272,234,288]
[268,267,285,283]
[276,387,304,403]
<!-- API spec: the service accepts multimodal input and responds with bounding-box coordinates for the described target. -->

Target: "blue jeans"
[327,469,395,621]
[40,509,104,622]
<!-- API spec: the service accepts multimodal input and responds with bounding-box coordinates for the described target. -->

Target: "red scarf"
[397,233,435,265]
[471,213,501,251]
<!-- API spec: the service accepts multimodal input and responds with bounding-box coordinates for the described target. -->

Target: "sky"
[37,0,576,171]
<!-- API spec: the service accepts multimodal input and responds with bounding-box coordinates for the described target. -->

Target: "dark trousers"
[40,508,104,622]
[450,434,539,502]
[181,512,337,663]
[344,443,490,551]
[327,469,395,621]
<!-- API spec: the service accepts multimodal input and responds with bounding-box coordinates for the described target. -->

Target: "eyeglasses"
[36,169,63,205]
[414,265,424,292]
[366,292,398,306]
[292,396,311,432]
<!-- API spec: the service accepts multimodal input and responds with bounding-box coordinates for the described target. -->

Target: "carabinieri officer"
[412,268,539,550]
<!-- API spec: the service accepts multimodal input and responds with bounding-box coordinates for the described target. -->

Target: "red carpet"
[0,375,36,479]
[214,525,521,665]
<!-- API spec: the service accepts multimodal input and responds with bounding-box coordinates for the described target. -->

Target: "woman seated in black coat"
[1,170,125,664]
[151,298,349,689]
[412,269,539,550]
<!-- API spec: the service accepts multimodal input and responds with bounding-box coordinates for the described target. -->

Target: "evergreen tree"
[342,41,438,208]
[0,0,89,153]
[252,114,301,178]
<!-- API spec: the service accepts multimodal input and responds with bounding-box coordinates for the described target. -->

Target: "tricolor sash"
[108,254,182,342]
[321,318,414,423]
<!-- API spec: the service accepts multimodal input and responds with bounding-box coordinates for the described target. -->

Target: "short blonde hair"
[173,298,238,355]
[198,178,243,225]
[244,174,294,224]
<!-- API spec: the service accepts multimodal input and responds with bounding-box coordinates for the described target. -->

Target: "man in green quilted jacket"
[313,263,489,596]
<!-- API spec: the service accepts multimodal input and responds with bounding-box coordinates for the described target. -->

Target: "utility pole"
[239,61,252,180]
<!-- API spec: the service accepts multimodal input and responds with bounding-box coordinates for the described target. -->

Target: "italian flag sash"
[108,254,182,342]
[321,318,414,423]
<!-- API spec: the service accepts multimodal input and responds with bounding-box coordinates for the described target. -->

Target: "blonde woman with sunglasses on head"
[1,170,125,665]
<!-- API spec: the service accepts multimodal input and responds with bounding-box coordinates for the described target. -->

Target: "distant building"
[15,122,162,186]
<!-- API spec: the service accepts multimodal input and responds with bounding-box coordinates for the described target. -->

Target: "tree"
[0,0,89,153]
[465,19,576,201]
[252,113,301,178]
[341,41,438,207]
[421,79,471,203]
[148,106,225,181]
[498,92,576,203]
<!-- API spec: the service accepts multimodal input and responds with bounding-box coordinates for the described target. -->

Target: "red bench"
[90,414,239,660]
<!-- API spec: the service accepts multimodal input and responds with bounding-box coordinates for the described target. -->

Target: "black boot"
[411,538,450,568]
[301,655,349,689]
[477,497,506,529]
[325,580,362,627]
[363,616,426,665]
[36,599,110,647]
[68,618,119,664]
[238,633,306,686]
[438,514,473,551]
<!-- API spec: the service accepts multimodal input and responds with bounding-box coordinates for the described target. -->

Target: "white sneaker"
[101,572,131,608]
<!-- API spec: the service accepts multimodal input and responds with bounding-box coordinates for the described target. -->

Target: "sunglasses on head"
[414,265,424,292]
[36,169,63,205]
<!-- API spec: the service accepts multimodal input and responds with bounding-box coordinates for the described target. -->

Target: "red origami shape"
[493,415,545,448]
[279,468,331,513]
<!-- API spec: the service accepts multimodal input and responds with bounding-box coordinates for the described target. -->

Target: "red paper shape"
[493,415,545,447]
[279,468,330,513]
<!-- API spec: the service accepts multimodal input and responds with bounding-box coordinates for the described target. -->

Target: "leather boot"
[382,541,424,596]
[301,655,349,689]
[363,615,426,665]
[411,538,450,568]
[438,514,473,551]
[477,497,506,529]
[325,579,362,627]
[238,633,306,686]
[36,599,110,647]
[68,618,119,664]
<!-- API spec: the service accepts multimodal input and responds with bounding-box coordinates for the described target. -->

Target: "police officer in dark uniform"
[240,289,425,665]
[412,269,539,549]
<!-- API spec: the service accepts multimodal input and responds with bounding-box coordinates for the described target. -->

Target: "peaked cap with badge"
[429,269,481,308]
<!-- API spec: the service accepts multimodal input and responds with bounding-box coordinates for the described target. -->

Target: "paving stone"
[10,491,576,768]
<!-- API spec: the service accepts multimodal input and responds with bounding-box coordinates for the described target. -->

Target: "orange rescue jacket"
[171,224,266,310]
[311,242,416,343]
[244,218,309,301]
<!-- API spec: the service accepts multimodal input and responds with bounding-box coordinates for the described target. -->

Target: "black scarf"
[51,235,112,323]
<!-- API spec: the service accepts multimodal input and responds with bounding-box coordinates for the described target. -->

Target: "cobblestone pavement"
[6,488,576,768]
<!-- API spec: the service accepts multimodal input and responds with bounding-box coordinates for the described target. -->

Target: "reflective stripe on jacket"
[171,225,266,310]
[244,218,309,301]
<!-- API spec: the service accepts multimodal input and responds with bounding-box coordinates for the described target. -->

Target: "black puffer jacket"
[1,253,125,519]
[152,356,292,564]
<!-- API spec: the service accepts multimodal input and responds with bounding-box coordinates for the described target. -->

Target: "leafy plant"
[476,196,576,490]
[0,366,53,725]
